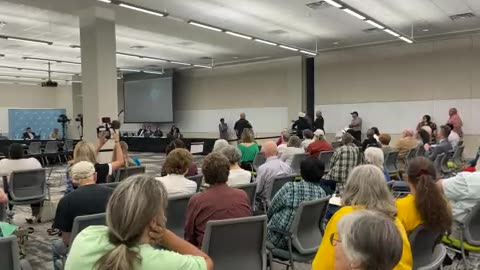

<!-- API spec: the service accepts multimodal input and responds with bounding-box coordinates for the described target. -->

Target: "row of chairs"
[26,140,74,166]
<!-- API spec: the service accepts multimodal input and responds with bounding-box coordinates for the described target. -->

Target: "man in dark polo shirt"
[234,112,253,140]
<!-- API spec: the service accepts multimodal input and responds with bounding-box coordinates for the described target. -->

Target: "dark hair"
[407,157,453,232]
[163,148,192,175]
[303,129,313,139]
[446,123,454,131]
[165,139,185,155]
[202,152,229,185]
[220,118,224,122]
[440,125,451,138]
[423,115,431,123]
[378,134,391,146]
[371,127,380,136]
[366,129,375,139]
[26,127,31,130]
[418,129,431,144]
[300,157,325,183]
[9,143,24,159]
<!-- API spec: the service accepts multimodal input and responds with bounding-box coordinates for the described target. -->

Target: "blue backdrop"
[8,109,66,140]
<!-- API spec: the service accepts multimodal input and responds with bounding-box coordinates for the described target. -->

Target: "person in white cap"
[307,129,334,157]
[292,112,312,139]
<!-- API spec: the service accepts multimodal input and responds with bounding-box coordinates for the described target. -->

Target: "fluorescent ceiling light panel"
[170,61,192,66]
[120,68,142,72]
[23,57,81,65]
[142,70,164,74]
[324,0,342,8]
[118,3,166,17]
[193,64,213,69]
[365,20,384,29]
[254,39,277,46]
[188,21,222,32]
[342,8,366,20]
[399,36,413,43]
[225,31,252,40]
[3,36,53,45]
[300,50,317,56]
[279,45,299,52]
[384,29,400,37]
[97,0,111,3]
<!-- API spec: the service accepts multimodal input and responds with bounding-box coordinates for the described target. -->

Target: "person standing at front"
[218,118,228,140]
[349,111,362,141]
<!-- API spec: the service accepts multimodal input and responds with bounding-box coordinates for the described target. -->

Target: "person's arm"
[0,189,7,203]
[61,232,71,246]
[437,175,467,201]
[110,132,125,171]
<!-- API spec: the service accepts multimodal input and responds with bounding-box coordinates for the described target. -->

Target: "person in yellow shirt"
[396,157,453,234]
[312,165,413,270]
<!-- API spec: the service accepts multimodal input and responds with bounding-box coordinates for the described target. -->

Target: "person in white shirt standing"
[221,146,251,186]
[0,143,42,222]
[156,148,197,196]
[446,123,461,149]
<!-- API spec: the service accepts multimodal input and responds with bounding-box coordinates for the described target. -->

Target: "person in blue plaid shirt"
[324,133,360,188]
[267,157,327,249]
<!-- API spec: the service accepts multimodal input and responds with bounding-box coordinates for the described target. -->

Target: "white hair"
[364,147,384,169]
[213,139,229,153]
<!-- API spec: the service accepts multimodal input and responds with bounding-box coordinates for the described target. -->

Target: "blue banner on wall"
[8,109,66,140]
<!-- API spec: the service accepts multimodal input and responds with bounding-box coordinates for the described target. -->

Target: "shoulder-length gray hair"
[364,147,384,170]
[342,165,396,218]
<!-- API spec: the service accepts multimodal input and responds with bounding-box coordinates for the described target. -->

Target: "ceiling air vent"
[306,1,331,10]
[267,29,288,35]
[450,12,476,21]
[199,56,213,60]
[363,27,382,33]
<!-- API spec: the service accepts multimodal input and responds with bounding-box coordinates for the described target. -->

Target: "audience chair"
[433,153,445,175]
[405,147,419,168]
[317,151,334,174]
[62,140,74,161]
[331,141,342,149]
[417,244,447,270]
[98,182,120,189]
[416,145,426,157]
[408,225,442,269]
[290,153,308,175]
[0,202,6,222]
[69,213,107,246]
[187,174,203,192]
[0,236,33,270]
[252,152,267,172]
[267,196,330,270]
[202,215,268,270]
[234,182,257,208]
[44,141,63,165]
[442,202,480,269]
[440,151,454,177]
[270,175,296,203]
[114,166,146,182]
[27,142,44,166]
[391,181,410,198]
[451,145,465,170]
[6,169,46,208]
[166,193,194,237]
[384,151,400,180]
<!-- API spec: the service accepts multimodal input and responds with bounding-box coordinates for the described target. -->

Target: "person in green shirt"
[65,174,213,270]
[237,128,259,170]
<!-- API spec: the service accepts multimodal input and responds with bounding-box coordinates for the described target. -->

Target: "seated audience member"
[185,153,251,247]
[22,127,36,140]
[65,174,213,270]
[157,148,197,196]
[301,129,314,150]
[429,125,452,161]
[212,139,229,153]
[221,146,251,186]
[307,129,334,157]
[255,141,293,209]
[167,125,183,140]
[112,141,141,168]
[371,127,380,141]
[49,128,61,140]
[153,127,163,138]
[312,165,413,270]
[163,139,198,177]
[437,168,480,236]
[395,129,418,168]
[364,147,391,182]
[267,158,327,249]
[70,131,124,185]
[333,210,403,270]
[416,115,437,143]
[237,129,259,169]
[345,129,362,147]
[446,123,460,149]
[396,157,452,235]
[0,143,42,222]
[0,189,7,203]
[275,129,288,146]
[361,129,381,151]
[280,135,305,166]
[277,130,291,154]
[378,133,393,154]
[52,162,113,265]
[416,128,431,151]
[323,134,359,187]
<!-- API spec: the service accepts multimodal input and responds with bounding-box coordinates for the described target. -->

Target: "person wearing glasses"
[311,165,412,270]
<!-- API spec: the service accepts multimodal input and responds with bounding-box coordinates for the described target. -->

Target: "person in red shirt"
[307,129,334,157]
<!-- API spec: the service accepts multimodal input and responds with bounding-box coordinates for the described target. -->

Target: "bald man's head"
[240,113,246,119]
[261,141,278,158]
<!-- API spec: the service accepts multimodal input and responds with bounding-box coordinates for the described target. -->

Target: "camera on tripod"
[57,114,71,124]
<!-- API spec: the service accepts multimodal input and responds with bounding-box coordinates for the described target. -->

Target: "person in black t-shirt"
[314,111,324,132]
[291,112,312,139]
[361,129,381,152]
[234,113,252,140]
[52,161,113,266]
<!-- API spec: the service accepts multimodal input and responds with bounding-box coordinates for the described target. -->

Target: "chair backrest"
[27,142,41,155]
[252,152,266,172]
[187,174,203,192]
[318,151,334,172]
[115,166,146,182]
[98,182,120,189]
[202,215,267,270]
[406,147,419,163]
[416,145,426,157]
[384,151,399,173]
[70,213,107,246]
[166,193,194,237]
[463,202,480,246]
[408,225,442,269]
[433,153,445,174]
[9,169,46,201]
[331,141,342,149]
[234,182,257,208]
[270,175,295,201]
[0,202,6,221]
[290,196,330,254]
[290,153,308,174]
[417,244,447,270]
[44,141,59,154]
[440,151,453,174]
[452,145,464,164]
[0,236,21,270]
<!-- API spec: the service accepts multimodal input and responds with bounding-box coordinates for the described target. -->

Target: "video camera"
[57,114,71,124]
[97,117,121,140]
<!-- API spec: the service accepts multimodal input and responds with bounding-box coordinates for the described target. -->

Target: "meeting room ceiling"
[0,0,480,84]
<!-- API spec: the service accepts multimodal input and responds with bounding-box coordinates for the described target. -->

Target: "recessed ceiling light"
[333,41,340,45]
[422,28,430,32]
[232,56,239,59]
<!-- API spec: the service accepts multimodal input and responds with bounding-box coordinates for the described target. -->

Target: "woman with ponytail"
[65,174,213,270]
[396,157,453,234]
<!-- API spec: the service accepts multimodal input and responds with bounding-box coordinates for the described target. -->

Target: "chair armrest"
[269,227,292,237]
